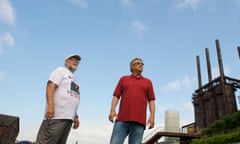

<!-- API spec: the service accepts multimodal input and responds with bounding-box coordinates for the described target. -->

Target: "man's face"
[131,60,144,73]
[65,57,80,72]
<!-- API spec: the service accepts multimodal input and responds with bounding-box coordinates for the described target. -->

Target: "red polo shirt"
[113,74,155,126]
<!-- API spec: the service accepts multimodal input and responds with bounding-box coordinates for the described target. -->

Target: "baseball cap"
[65,54,81,61]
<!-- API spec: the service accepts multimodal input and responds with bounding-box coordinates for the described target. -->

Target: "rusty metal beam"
[205,48,212,83]
[196,55,202,89]
[215,39,225,78]
[215,39,229,113]
[238,46,240,60]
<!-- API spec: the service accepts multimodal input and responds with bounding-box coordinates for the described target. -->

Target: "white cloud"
[69,0,88,10]
[132,21,146,34]
[68,122,113,144]
[0,0,15,25]
[166,80,181,91]
[1,31,15,47]
[0,31,15,54]
[175,0,203,10]
[181,76,192,89]
[19,120,159,144]
[17,121,114,144]
[165,76,194,91]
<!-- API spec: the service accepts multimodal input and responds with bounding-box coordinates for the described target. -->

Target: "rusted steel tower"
[192,39,240,131]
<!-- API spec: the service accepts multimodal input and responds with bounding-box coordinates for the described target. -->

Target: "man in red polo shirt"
[109,58,156,144]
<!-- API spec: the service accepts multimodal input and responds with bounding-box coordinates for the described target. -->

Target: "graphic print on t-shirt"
[71,81,80,94]
[68,80,80,100]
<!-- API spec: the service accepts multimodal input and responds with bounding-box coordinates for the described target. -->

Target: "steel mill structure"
[193,39,240,131]
[143,39,240,144]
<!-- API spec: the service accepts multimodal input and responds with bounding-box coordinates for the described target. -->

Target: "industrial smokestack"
[196,55,202,88]
[205,48,212,83]
[238,46,240,60]
[215,39,225,78]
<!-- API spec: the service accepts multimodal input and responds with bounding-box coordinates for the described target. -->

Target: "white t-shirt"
[45,66,80,120]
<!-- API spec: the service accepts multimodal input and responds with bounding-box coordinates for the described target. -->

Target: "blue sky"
[0,0,240,143]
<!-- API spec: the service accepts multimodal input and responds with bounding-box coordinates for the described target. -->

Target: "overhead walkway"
[142,127,201,144]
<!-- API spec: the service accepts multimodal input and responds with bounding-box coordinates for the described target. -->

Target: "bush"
[191,112,240,144]
[191,131,240,144]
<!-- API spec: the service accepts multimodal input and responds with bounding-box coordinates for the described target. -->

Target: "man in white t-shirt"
[36,54,81,144]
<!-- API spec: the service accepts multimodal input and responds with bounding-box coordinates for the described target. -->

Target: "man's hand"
[45,105,55,119]
[73,117,80,129]
[147,117,155,129]
[108,111,118,123]
[109,96,119,123]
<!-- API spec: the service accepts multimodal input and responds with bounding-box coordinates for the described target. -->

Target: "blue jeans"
[110,121,145,144]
